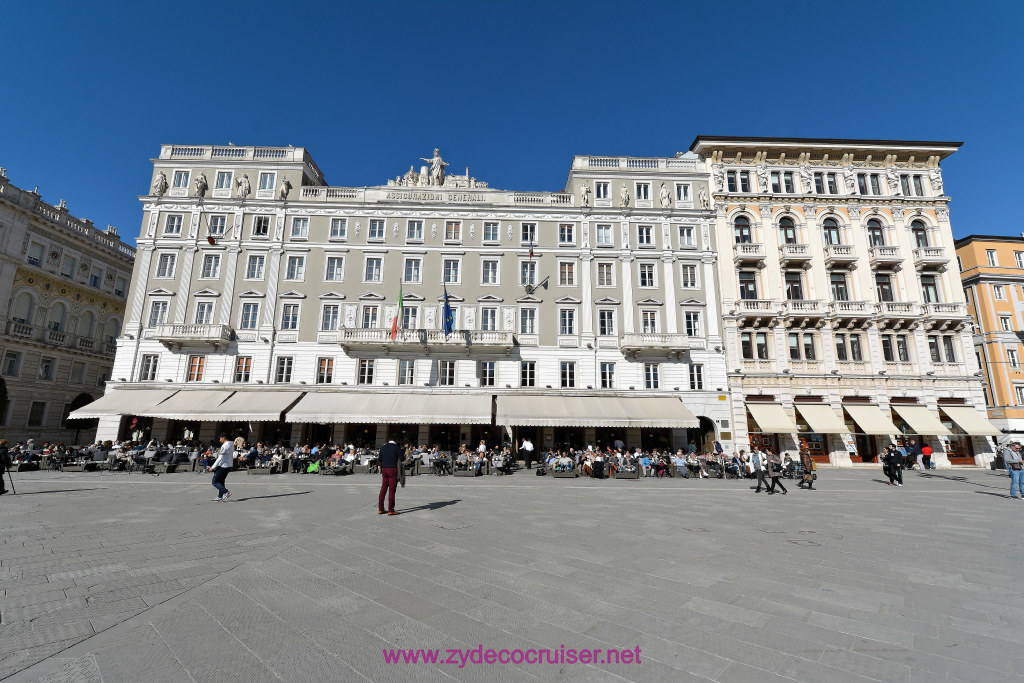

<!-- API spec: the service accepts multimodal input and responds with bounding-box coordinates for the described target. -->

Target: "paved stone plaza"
[1,467,1022,683]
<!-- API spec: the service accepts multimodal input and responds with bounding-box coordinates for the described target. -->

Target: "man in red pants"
[378,439,402,515]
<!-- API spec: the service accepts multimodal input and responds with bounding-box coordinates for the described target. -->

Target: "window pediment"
[318,291,346,300]
[191,288,220,298]
[359,291,386,301]
[554,295,582,304]
[279,290,306,299]
[147,287,175,297]
[636,297,664,306]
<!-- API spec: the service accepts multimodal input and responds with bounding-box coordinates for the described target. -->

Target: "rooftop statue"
[420,148,449,187]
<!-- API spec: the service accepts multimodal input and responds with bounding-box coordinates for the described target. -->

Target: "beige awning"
[67,389,179,420]
[940,406,1002,436]
[891,405,952,436]
[844,404,899,435]
[496,395,698,428]
[746,403,798,434]
[285,392,492,424]
[136,390,234,420]
[794,403,848,434]
[204,391,305,422]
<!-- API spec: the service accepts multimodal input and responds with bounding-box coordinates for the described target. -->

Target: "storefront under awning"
[205,391,305,422]
[890,405,952,436]
[746,403,798,434]
[794,403,847,434]
[496,395,698,428]
[940,406,1002,436]
[843,404,899,435]
[285,392,492,424]
[67,389,180,420]
[136,390,235,420]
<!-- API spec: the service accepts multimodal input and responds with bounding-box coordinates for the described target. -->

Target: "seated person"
[706,454,724,478]
[455,450,470,471]
[433,452,452,475]
[685,454,703,478]
[724,455,742,478]
[472,452,487,475]
[783,454,796,477]
[640,454,652,477]
[672,450,688,478]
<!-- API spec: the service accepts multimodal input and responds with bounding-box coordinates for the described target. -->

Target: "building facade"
[692,136,997,467]
[0,168,136,443]
[956,234,1024,440]
[81,145,728,452]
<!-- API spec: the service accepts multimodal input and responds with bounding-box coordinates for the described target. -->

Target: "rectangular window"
[521,223,536,244]
[187,355,206,382]
[881,335,894,362]
[1016,386,1024,405]
[755,332,769,360]
[443,258,460,284]
[637,225,653,246]
[520,361,536,387]
[147,300,168,327]
[943,335,956,363]
[635,183,650,200]
[928,335,942,363]
[215,171,232,189]
[740,332,753,359]
[276,356,293,383]
[803,333,816,360]
[252,215,270,237]
[520,308,536,334]
[642,310,658,333]
[520,261,536,286]
[1015,251,1024,269]
[325,256,344,281]
[172,170,190,189]
[356,359,372,383]
[156,253,176,278]
[2,351,21,377]
[234,356,252,383]
[194,301,214,325]
[827,174,838,194]
[559,309,575,335]
[362,305,378,328]
[783,172,794,193]
[258,172,276,191]
[480,307,497,331]
[317,357,334,384]
[286,255,305,280]
[913,175,924,196]
[281,303,299,330]
[689,364,704,390]
[478,361,495,387]
[597,262,615,287]
[875,274,894,302]
[483,222,498,242]
[1001,316,1012,332]
[788,332,801,360]
[239,302,259,329]
[481,259,499,285]
[771,171,781,193]
[645,362,660,389]
[987,249,998,266]
[368,219,385,240]
[870,174,881,195]
[639,263,656,287]
[60,255,76,278]
[738,271,758,299]
[727,171,737,192]
[364,257,382,282]
[139,354,159,381]
[896,334,910,362]
[291,217,309,238]
[784,271,803,300]
[164,215,183,235]
[595,182,609,199]
[559,224,574,244]
[1010,349,1021,369]
[994,284,1006,301]
[244,255,265,280]
[402,306,418,329]
[209,215,226,236]
[850,334,863,361]
[858,174,868,195]
[398,359,415,385]
[824,222,841,245]
[89,266,103,288]
[596,224,612,245]
[321,304,340,331]
[201,254,220,279]
[675,183,690,201]
[439,359,456,386]
[739,171,750,193]
[814,172,824,194]
[679,264,698,289]
[27,401,46,427]
[560,361,576,388]
[38,357,55,381]
[900,175,911,196]
[445,221,461,241]
[921,275,940,303]
[684,311,701,337]
[600,362,615,389]
[404,258,422,283]
[559,261,575,286]
[598,309,615,336]
[835,333,848,361]
[678,226,695,247]
[830,273,849,301]
[330,218,347,239]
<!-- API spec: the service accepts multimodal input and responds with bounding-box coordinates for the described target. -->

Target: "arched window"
[11,292,34,324]
[105,318,121,344]
[733,216,752,244]
[866,218,885,247]
[779,217,797,244]
[823,218,841,246]
[911,220,929,248]
[47,302,67,332]
[79,311,95,339]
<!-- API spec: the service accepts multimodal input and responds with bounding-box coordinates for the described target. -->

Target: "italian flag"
[390,285,403,341]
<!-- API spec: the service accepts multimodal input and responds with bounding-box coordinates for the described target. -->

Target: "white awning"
[67,389,180,420]
[940,405,1002,436]
[136,390,235,420]
[746,403,798,434]
[285,392,492,424]
[205,391,305,422]
[794,404,848,434]
[843,404,899,436]
[891,405,952,436]
[496,395,698,428]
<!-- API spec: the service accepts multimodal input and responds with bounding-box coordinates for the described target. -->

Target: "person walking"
[797,449,815,490]
[1003,441,1024,500]
[208,434,234,502]
[752,448,769,493]
[908,439,923,470]
[378,438,402,516]
[767,451,787,495]
[0,439,11,495]
[885,444,904,487]
[521,437,534,469]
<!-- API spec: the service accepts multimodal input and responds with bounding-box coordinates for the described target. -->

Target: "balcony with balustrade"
[782,299,827,322]
[339,328,514,355]
[4,321,118,357]
[149,324,234,351]
[778,243,812,267]
[829,300,874,323]
[868,245,904,269]
[921,302,970,329]
[733,242,766,266]
[618,333,692,359]
[913,247,950,271]
[823,244,858,267]
[730,298,780,324]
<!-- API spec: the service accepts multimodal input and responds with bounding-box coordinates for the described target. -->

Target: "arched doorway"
[686,416,717,453]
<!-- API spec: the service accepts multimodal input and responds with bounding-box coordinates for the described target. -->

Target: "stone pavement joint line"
[1,468,1022,682]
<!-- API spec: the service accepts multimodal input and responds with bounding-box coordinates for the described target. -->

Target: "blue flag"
[442,285,455,337]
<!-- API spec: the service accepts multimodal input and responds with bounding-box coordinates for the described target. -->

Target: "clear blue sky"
[1,1,1019,245]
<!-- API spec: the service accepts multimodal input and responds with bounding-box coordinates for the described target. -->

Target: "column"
[581,253,594,336]
[662,254,677,333]
[620,254,635,333]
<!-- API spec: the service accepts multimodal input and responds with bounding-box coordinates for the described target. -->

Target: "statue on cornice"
[420,148,449,187]
[580,183,591,207]
[619,185,630,208]
[843,166,857,195]
[152,172,168,196]
[929,168,943,195]
[194,173,208,198]
[698,186,709,210]
[403,165,420,187]
[235,173,251,199]
[660,182,672,208]
[280,178,292,200]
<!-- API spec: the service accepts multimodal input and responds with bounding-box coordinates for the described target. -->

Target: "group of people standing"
[747,448,816,494]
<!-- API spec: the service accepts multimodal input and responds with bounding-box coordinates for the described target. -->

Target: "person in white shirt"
[521,437,535,469]
[208,434,234,501]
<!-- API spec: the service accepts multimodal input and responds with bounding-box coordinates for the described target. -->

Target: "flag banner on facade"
[528,238,534,260]
[390,284,404,341]
[442,285,455,338]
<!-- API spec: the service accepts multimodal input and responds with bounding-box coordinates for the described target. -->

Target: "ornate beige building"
[0,169,135,443]
[692,136,996,467]
[77,145,728,451]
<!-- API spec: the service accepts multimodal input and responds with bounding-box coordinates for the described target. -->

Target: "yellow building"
[956,234,1024,440]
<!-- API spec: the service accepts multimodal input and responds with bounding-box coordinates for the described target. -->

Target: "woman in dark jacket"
[767,451,787,494]
[886,445,904,486]
[798,449,815,490]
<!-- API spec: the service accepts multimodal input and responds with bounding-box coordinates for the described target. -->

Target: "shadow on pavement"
[11,488,107,495]
[918,471,1007,490]
[234,491,312,502]
[974,490,1015,499]
[395,499,461,515]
